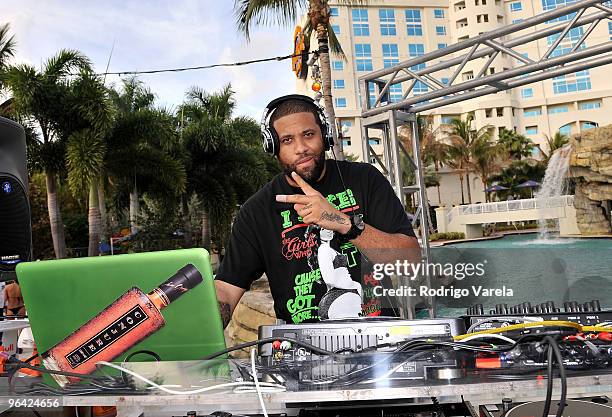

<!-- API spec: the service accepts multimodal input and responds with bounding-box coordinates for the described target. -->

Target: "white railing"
[448,195,574,220]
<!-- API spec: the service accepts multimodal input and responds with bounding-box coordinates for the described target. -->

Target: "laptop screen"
[17,248,225,384]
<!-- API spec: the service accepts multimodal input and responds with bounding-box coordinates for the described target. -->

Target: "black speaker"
[0,116,32,278]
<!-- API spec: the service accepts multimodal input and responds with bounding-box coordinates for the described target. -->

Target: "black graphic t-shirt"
[215,160,415,324]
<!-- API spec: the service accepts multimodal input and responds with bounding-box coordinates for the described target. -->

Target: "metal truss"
[358,0,612,319]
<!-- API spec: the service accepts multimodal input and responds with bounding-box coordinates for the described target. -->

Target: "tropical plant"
[106,77,185,238]
[0,23,16,91]
[65,71,114,256]
[498,127,534,160]
[469,134,505,202]
[540,131,569,163]
[445,115,493,204]
[179,84,278,250]
[489,159,546,200]
[234,0,356,161]
[3,49,93,258]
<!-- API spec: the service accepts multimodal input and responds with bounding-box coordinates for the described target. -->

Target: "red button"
[272,340,281,350]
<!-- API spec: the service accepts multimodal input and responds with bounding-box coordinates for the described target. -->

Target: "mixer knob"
[547,301,556,313]
[502,304,509,314]
[592,300,601,311]
[477,304,484,315]
[563,302,572,312]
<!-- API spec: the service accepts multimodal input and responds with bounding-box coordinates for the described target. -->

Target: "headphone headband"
[261,94,334,155]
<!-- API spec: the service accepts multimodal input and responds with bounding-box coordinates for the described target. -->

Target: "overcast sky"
[4,0,299,118]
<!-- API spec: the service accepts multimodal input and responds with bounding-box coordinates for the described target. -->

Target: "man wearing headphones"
[214,94,419,327]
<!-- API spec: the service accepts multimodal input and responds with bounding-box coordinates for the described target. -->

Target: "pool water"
[430,233,612,317]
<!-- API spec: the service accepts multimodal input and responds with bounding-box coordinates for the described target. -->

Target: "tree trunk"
[88,179,101,257]
[201,208,211,251]
[483,178,489,203]
[466,171,473,204]
[315,21,345,161]
[434,162,442,206]
[182,193,192,247]
[45,171,67,259]
[458,173,465,205]
[97,179,108,242]
[129,183,139,235]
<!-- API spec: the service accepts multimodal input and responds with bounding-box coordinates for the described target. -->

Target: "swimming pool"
[431,233,612,317]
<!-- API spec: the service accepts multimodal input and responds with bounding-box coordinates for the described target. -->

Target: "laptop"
[16,248,226,383]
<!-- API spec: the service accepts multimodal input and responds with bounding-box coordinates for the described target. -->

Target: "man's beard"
[282,151,326,184]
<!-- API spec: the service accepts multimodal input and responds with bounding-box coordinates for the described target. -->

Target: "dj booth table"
[3,360,612,417]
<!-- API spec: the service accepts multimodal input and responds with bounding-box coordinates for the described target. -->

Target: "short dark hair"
[269,99,321,135]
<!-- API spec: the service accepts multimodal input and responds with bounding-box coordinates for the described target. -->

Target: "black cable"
[542,340,555,417]
[548,337,567,417]
[200,336,339,360]
[30,408,43,417]
[95,51,316,77]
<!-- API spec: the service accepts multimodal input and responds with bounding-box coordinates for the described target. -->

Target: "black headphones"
[260,94,334,156]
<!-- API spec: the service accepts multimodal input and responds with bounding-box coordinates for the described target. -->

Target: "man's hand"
[276,172,351,234]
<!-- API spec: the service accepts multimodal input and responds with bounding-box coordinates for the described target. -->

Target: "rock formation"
[569,125,612,234]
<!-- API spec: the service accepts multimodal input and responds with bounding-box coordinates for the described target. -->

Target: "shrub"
[430,232,465,241]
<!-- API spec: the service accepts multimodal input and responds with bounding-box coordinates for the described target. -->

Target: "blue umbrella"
[516,180,541,188]
[484,184,509,192]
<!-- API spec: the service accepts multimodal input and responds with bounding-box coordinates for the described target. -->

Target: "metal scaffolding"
[358,0,612,318]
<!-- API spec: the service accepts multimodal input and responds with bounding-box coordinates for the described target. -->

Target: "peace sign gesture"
[276,172,351,234]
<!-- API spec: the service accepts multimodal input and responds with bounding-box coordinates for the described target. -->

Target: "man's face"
[273,111,326,183]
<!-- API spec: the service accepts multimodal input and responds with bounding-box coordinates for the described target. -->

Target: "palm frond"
[234,0,308,39]
[0,23,16,70]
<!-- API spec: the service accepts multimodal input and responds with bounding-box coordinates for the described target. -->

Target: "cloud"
[3,0,299,117]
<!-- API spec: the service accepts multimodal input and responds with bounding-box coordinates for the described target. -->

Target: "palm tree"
[106,77,185,237]
[470,135,505,202]
[498,127,534,160]
[234,0,355,161]
[180,84,276,250]
[65,71,113,256]
[445,115,492,204]
[4,50,92,258]
[0,23,16,90]
[540,132,569,163]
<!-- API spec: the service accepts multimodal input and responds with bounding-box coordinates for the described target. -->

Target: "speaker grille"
[0,175,31,271]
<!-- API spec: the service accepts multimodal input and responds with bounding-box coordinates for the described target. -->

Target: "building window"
[408,44,425,71]
[379,9,397,36]
[341,120,353,129]
[368,84,376,107]
[523,107,542,117]
[436,26,447,35]
[369,138,381,145]
[382,43,399,68]
[335,97,347,108]
[330,7,339,17]
[331,25,340,34]
[342,139,352,147]
[510,2,522,11]
[405,9,423,36]
[389,84,402,102]
[355,44,373,71]
[581,121,598,130]
[332,61,344,71]
[553,70,591,94]
[559,124,572,135]
[485,109,492,118]
[333,79,345,89]
[512,18,523,24]
[441,78,450,85]
[609,22,612,40]
[578,100,601,110]
[548,105,569,114]
[352,9,370,36]
[547,27,585,57]
[434,9,445,18]
[414,81,428,94]
[477,14,489,23]
[496,107,504,117]
[438,43,448,49]
[525,126,538,135]
[441,116,457,124]
[521,87,533,98]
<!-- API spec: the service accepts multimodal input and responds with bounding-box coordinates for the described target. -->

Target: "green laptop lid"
[16,249,226,373]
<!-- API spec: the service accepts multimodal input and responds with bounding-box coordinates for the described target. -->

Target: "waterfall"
[536,144,572,238]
